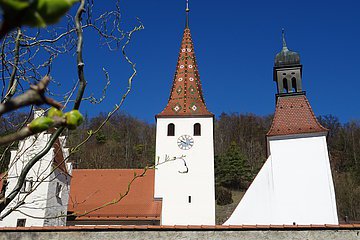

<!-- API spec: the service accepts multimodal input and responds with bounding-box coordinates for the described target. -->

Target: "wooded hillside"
[1,111,359,222]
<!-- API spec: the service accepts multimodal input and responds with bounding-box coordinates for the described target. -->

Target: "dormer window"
[167,123,175,136]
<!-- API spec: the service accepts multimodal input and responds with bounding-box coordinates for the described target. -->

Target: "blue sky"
[50,0,360,123]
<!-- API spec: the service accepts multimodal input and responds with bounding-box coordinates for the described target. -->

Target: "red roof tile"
[267,94,327,137]
[52,138,68,174]
[157,27,213,117]
[68,169,161,221]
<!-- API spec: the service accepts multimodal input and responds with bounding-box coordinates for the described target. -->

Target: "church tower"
[154,1,215,225]
[225,30,338,225]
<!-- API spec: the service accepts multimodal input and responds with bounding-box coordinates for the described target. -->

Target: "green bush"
[216,186,233,206]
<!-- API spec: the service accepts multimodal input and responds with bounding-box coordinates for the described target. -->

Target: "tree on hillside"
[215,113,271,175]
[0,0,144,220]
[215,141,252,190]
[69,112,155,169]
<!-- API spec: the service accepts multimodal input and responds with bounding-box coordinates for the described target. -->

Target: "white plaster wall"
[0,131,71,227]
[225,134,338,225]
[155,117,215,225]
[44,169,71,226]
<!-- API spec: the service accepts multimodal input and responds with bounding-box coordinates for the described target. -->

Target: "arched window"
[194,123,201,136]
[291,77,297,92]
[282,78,288,93]
[167,123,175,136]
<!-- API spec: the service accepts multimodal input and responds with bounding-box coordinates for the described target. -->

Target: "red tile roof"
[52,138,68,174]
[157,27,213,117]
[267,94,327,137]
[68,169,161,221]
[1,224,360,231]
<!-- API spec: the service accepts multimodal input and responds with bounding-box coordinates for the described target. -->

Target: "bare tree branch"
[0,126,64,216]
[2,28,21,103]
[0,76,62,118]
[73,0,87,110]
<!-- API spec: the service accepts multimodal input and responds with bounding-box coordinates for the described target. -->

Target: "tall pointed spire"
[157,4,212,117]
[185,0,190,28]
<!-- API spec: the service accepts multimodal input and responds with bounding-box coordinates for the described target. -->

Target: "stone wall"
[0,228,359,240]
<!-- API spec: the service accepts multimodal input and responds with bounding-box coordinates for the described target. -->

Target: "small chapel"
[0,2,338,227]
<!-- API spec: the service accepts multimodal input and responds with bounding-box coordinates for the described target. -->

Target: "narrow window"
[194,123,201,136]
[56,183,62,199]
[282,78,288,93]
[188,196,192,203]
[167,123,175,136]
[20,178,33,193]
[17,219,26,227]
[291,77,297,92]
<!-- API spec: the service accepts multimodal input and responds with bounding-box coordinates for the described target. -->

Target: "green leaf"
[28,117,54,133]
[0,0,30,11]
[36,0,78,25]
[47,107,63,118]
[65,110,83,130]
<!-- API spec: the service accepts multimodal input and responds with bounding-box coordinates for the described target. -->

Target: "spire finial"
[282,28,288,50]
[185,0,190,28]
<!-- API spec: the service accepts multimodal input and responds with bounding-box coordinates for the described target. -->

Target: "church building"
[0,3,339,228]
[225,31,338,225]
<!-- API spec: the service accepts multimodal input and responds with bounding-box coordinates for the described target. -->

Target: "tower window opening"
[167,123,175,136]
[188,196,192,203]
[282,78,288,93]
[291,77,297,92]
[194,123,201,136]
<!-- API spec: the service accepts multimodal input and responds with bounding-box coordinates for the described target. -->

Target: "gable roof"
[267,94,327,137]
[157,27,213,117]
[68,169,161,221]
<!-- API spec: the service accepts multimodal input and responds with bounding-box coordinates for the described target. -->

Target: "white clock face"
[177,135,194,150]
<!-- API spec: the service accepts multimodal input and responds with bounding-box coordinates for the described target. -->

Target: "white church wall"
[155,117,215,225]
[0,133,53,227]
[225,134,338,225]
[44,169,71,226]
[0,129,71,227]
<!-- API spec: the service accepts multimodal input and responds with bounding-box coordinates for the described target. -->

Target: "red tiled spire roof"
[157,27,213,117]
[267,94,327,137]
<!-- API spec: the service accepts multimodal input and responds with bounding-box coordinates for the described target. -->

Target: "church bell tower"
[225,30,338,225]
[154,1,215,225]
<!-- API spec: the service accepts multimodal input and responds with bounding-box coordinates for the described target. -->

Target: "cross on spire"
[282,28,288,50]
[186,0,190,28]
